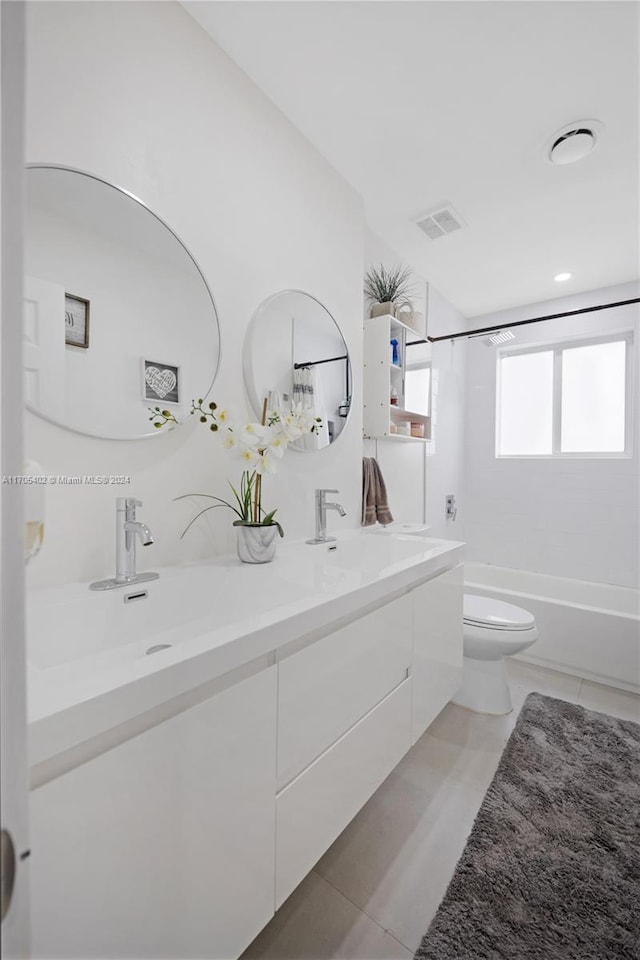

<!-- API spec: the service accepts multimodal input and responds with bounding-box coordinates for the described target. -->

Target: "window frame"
[495,329,634,459]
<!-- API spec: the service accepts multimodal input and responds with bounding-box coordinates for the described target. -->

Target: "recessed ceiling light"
[554,272,573,283]
[544,119,604,165]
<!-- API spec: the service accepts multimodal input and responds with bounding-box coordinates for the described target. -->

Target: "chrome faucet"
[306,488,347,545]
[90,498,159,591]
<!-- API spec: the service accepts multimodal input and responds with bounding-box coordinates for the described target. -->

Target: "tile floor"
[241,661,639,960]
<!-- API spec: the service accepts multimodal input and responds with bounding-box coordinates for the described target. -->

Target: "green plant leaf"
[173,492,245,534]
[364,263,418,304]
[177,502,241,539]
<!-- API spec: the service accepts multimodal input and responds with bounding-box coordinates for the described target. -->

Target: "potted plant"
[150,399,321,563]
[364,263,417,318]
[177,468,283,564]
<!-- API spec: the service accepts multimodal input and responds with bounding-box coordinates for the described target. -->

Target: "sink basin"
[28,533,457,673]
[275,534,454,591]
[27,563,315,672]
[26,530,464,752]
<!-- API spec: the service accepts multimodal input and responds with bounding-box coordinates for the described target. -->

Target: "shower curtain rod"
[293,354,348,368]
[415,297,640,344]
[293,354,351,404]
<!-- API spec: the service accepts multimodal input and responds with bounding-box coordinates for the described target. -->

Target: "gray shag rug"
[415,692,640,960]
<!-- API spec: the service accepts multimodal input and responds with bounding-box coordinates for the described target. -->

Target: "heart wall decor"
[144,364,178,401]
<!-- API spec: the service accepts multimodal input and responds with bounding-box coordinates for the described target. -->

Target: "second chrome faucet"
[306,488,347,545]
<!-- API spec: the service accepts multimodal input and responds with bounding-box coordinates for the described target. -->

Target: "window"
[496,333,632,457]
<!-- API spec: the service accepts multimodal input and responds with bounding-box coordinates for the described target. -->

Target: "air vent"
[544,119,604,165]
[415,205,465,240]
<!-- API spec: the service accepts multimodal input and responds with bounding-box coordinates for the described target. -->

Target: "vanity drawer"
[277,594,412,789]
[275,676,412,908]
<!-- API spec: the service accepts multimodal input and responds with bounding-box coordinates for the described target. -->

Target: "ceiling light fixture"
[554,272,573,283]
[544,119,604,166]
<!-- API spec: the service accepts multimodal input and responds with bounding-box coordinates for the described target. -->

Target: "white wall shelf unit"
[372,432,430,444]
[363,313,432,441]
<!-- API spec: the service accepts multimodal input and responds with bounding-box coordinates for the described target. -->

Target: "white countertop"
[27,531,464,769]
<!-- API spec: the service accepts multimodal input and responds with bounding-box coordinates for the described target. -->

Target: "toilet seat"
[463,595,535,632]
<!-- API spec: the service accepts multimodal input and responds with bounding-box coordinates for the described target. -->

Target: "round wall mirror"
[24,165,221,439]
[243,290,352,450]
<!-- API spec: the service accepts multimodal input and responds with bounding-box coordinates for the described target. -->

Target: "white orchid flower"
[215,407,235,425]
[276,414,302,441]
[238,422,266,448]
[222,430,238,450]
[238,447,261,468]
[265,434,286,458]
[257,449,279,475]
[288,402,321,434]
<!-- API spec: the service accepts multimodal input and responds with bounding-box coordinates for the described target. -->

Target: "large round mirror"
[24,165,220,439]
[243,290,352,450]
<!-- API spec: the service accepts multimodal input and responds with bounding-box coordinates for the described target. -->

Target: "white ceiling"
[184,1,639,318]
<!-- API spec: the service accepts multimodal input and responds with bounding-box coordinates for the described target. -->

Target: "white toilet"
[453,594,538,715]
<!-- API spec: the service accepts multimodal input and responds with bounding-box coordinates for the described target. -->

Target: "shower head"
[482,330,515,347]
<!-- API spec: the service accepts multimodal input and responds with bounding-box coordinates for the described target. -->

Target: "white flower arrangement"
[150,398,322,533]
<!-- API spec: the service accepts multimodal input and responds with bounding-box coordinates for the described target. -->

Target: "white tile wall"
[464,282,640,587]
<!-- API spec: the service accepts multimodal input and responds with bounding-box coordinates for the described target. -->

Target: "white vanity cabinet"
[411,564,464,743]
[29,665,278,960]
[28,542,464,960]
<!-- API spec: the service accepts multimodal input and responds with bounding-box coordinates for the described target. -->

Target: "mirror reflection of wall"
[404,340,432,417]
[244,290,351,450]
[24,166,221,440]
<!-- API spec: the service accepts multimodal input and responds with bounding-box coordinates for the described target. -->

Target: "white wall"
[24,1,364,588]
[1,5,31,955]
[425,287,467,540]
[464,281,640,587]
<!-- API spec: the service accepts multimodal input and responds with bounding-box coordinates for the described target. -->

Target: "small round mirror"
[24,165,221,439]
[243,290,351,450]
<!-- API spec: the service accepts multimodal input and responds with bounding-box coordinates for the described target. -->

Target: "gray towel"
[362,457,394,527]
[372,458,393,526]
[362,457,376,525]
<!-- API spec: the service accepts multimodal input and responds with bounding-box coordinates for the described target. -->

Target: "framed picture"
[65,293,90,348]
[143,359,181,405]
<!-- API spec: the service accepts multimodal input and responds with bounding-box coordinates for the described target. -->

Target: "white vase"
[370,301,396,318]
[235,524,279,564]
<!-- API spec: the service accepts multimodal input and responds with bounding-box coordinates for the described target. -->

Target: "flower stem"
[253,398,268,522]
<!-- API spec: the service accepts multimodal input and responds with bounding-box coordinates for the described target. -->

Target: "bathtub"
[464,563,640,693]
